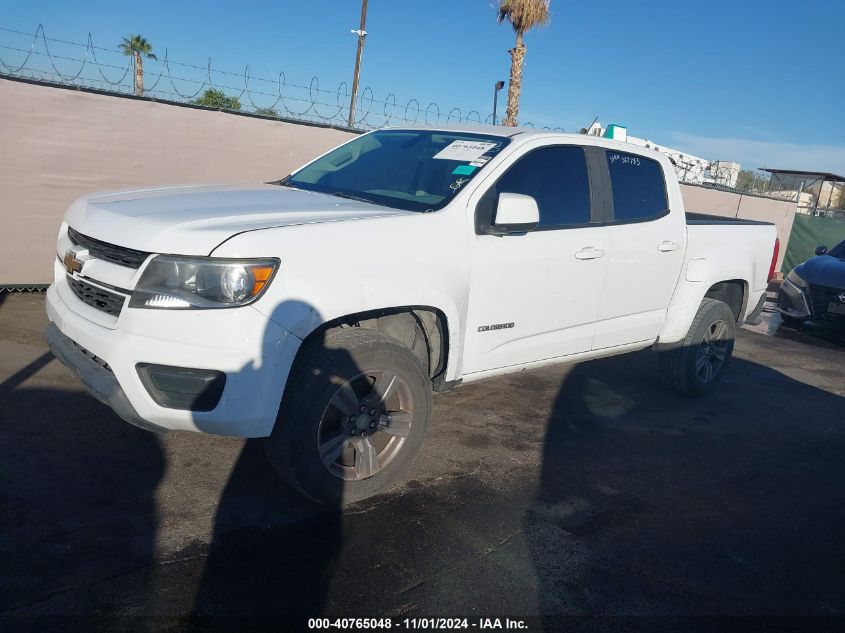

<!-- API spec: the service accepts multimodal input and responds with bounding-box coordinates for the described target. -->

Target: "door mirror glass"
[491,193,539,234]
[815,245,828,256]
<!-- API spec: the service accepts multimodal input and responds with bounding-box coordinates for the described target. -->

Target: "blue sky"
[3,0,845,173]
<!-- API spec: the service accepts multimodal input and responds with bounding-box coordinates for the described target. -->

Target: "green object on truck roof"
[603,124,628,142]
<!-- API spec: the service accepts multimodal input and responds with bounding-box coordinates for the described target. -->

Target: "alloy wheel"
[316,369,414,480]
[696,319,729,384]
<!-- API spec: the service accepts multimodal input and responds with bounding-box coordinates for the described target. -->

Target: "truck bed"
[684,217,779,295]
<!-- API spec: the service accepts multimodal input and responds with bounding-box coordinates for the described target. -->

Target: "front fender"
[211,211,471,381]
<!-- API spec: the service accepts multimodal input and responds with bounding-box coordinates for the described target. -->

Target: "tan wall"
[1,78,797,284]
[680,183,796,271]
[0,78,357,285]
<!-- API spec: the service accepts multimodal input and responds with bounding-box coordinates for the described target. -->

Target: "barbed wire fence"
[0,24,567,132]
[670,156,774,198]
[8,25,795,201]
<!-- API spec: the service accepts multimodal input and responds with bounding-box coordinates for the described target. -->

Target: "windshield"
[281,130,510,212]
[828,240,845,260]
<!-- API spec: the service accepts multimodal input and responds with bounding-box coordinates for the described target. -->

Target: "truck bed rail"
[685,212,774,226]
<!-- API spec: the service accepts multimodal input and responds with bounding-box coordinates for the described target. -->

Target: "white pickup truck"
[46,126,779,503]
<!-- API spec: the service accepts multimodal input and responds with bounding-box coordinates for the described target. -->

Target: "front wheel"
[264,327,431,504]
[659,298,736,396]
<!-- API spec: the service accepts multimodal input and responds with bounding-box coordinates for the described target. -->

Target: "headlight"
[129,255,279,309]
[786,268,808,289]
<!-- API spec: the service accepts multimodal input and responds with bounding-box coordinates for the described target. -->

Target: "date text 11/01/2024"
[307,617,529,629]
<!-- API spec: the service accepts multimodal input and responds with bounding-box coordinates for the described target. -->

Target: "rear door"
[592,149,686,349]
[462,142,609,374]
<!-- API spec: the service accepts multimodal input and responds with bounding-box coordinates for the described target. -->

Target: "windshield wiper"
[330,191,388,207]
[274,183,403,210]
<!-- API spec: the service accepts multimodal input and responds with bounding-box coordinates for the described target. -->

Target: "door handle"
[575,247,604,260]
[657,241,679,252]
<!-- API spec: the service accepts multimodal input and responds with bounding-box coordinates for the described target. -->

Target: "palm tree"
[119,34,157,96]
[496,0,550,126]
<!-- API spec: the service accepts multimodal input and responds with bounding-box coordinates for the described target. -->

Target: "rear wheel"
[659,298,736,396]
[264,327,431,504]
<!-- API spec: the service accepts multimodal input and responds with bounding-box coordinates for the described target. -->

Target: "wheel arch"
[704,279,748,323]
[657,275,750,348]
[296,305,451,387]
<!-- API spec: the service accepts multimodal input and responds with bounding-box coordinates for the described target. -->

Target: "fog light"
[136,363,226,411]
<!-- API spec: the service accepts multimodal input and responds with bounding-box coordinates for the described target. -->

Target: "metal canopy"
[760,169,845,218]
[760,168,845,182]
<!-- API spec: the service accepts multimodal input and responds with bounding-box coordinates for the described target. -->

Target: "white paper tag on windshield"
[433,140,497,161]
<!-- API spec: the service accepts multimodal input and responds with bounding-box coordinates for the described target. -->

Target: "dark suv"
[778,239,845,327]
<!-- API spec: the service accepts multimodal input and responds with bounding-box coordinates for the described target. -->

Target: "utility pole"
[348,0,368,128]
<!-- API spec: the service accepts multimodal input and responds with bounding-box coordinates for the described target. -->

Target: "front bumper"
[46,322,167,433]
[806,283,845,322]
[776,279,813,322]
[45,281,301,437]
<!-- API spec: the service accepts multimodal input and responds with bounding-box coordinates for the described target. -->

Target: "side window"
[477,146,591,231]
[605,151,668,221]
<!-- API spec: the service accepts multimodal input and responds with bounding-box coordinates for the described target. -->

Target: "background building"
[583,120,739,187]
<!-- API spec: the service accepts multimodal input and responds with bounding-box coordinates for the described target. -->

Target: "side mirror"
[815,245,828,256]
[491,193,539,235]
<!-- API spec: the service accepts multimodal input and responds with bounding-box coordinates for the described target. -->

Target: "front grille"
[68,226,151,269]
[808,284,845,318]
[67,275,127,317]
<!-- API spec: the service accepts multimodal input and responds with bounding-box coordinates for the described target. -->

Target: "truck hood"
[64,183,411,255]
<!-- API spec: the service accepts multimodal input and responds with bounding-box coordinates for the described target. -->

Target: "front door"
[462,144,608,375]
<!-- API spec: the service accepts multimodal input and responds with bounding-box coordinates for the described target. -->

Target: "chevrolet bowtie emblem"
[63,249,84,275]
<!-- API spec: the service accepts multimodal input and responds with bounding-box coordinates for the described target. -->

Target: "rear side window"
[606,151,668,222]
[489,146,591,229]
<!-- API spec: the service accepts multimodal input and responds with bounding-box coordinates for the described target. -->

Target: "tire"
[264,327,432,504]
[659,298,736,396]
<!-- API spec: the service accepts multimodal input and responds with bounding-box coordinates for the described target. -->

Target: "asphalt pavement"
[1,292,843,631]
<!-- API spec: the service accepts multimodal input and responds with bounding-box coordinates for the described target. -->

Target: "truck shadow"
[0,376,165,618]
[0,292,164,622]
[526,346,845,623]
[189,438,342,619]
[190,300,349,620]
